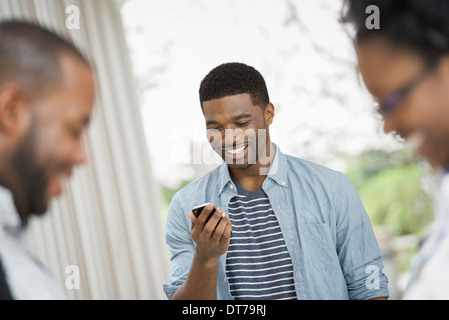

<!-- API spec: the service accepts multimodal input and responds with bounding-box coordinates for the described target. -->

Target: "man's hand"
[190,203,232,263]
[171,203,232,300]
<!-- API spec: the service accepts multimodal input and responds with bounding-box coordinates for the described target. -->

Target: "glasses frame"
[376,61,438,116]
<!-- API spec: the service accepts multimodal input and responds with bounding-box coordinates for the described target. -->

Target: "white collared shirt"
[0,186,67,300]
[404,171,449,299]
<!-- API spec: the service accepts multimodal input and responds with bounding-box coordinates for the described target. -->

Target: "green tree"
[345,148,433,236]
[357,164,433,236]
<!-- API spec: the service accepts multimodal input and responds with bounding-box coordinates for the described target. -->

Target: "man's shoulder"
[281,153,362,210]
[178,165,221,192]
[170,164,222,204]
[283,153,345,182]
[166,165,225,223]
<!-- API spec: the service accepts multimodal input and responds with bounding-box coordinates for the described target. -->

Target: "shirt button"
[230,185,234,190]
[282,181,286,185]
[290,237,294,244]
[297,271,301,279]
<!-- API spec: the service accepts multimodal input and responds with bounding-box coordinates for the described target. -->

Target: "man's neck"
[229,142,275,192]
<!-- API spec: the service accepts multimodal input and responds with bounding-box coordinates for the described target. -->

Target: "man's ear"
[0,83,28,135]
[264,102,275,126]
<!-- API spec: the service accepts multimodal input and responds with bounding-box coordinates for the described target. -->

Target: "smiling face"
[202,93,274,173]
[5,53,95,220]
[356,37,449,169]
[33,54,94,202]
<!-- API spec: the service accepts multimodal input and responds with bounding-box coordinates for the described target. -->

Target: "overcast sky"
[120,0,401,188]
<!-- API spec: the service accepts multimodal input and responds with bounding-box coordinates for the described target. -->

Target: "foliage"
[345,148,434,236]
[345,147,419,190]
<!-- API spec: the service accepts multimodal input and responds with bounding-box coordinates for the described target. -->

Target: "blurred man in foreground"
[0,20,95,299]
[343,0,449,299]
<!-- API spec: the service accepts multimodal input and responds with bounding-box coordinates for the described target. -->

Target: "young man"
[163,62,389,300]
[0,20,95,299]
[343,0,449,299]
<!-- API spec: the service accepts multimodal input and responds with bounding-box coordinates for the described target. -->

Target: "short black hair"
[199,62,270,110]
[342,0,449,62]
[0,20,91,99]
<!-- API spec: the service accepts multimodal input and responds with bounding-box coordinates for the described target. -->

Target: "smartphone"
[192,203,216,223]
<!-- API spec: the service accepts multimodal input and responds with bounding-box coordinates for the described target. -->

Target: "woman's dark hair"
[342,0,449,62]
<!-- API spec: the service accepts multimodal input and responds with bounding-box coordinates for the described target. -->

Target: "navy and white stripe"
[225,183,297,300]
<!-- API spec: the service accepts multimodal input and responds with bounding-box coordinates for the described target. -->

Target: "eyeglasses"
[376,61,437,116]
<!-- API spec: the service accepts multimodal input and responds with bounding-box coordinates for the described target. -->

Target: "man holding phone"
[163,62,389,300]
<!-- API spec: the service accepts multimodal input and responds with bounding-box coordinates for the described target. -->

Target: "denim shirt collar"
[217,143,288,196]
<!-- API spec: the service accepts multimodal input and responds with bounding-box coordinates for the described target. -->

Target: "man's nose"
[223,127,245,146]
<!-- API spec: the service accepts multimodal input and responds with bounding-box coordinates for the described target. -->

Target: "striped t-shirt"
[225,181,297,300]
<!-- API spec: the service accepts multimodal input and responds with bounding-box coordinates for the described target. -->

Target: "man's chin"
[17,194,49,220]
[226,162,253,171]
[32,204,49,216]
[26,176,55,218]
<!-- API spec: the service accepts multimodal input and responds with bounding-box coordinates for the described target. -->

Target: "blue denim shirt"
[163,144,389,300]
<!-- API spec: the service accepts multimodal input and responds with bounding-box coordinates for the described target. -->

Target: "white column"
[0,0,170,299]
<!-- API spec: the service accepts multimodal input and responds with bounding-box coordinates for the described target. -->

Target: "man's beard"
[7,126,50,225]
